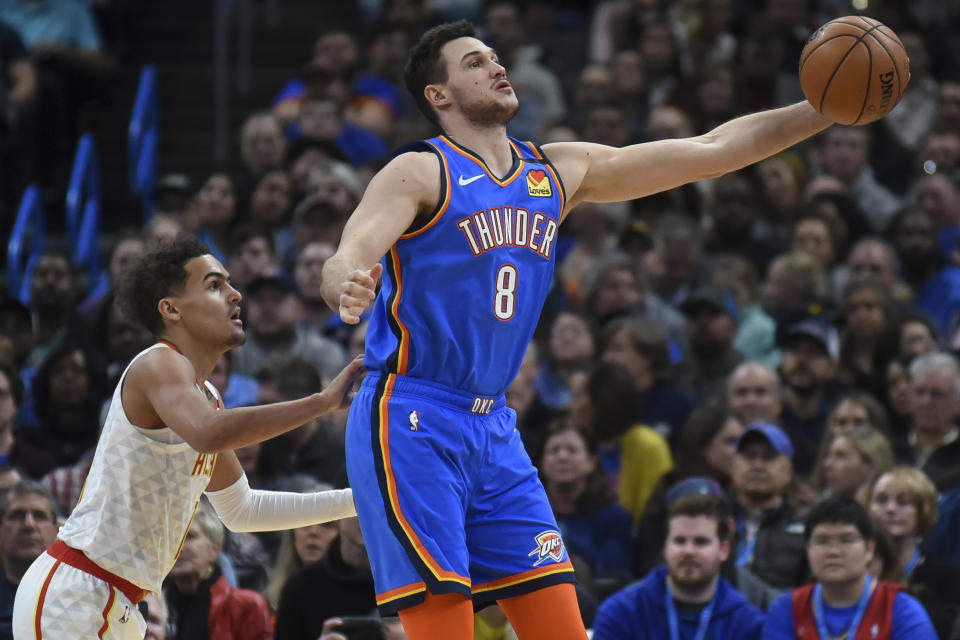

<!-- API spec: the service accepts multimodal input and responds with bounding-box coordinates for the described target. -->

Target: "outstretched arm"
[320,151,440,323]
[205,453,356,531]
[546,101,832,211]
[125,350,365,453]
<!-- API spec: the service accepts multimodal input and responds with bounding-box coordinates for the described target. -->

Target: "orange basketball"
[799,16,910,125]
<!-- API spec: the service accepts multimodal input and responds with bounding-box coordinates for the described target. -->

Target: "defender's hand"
[320,355,366,412]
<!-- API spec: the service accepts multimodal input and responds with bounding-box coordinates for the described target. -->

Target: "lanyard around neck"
[903,547,922,580]
[665,580,716,640]
[812,576,874,640]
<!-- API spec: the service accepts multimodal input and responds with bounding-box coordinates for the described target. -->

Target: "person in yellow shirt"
[570,361,673,520]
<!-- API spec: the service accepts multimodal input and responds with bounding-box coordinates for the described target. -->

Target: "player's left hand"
[338,263,383,324]
[321,355,366,412]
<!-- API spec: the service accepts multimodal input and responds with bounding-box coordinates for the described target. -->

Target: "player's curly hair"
[404,20,476,128]
[117,234,211,336]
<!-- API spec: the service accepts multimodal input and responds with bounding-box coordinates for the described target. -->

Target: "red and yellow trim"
[376,375,471,588]
[376,581,428,606]
[97,588,117,638]
[33,558,63,639]
[439,135,525,187]
[472,560,575,594]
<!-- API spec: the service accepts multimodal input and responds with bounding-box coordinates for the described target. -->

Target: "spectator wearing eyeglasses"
[0,480,59,639]
[763,495,936,640]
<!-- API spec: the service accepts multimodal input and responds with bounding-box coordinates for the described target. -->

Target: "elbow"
[194,441,221,455]
[218,516,250,533]
[190,425,228,454]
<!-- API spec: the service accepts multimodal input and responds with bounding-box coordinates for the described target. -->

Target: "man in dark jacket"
[730,422,808,590]
[593,489,765,639]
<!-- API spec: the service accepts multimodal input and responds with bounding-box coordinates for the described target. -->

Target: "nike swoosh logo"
[458,174,484,186]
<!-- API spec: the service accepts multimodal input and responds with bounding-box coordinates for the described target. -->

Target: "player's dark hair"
[804,495,875,543]
[117,234,211,336]
[404,20,477,128]
[668,493,731,542]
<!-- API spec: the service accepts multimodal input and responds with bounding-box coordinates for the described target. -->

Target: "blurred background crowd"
[2,0,960,638]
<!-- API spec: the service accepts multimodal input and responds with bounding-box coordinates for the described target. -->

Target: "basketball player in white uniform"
[13,235,365,639]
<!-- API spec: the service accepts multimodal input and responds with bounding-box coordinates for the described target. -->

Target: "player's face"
[169,255,245,348]
[435,37,518,127]
[664,515,729,591]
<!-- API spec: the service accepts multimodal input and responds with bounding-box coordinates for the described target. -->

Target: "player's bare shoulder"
[121,346,195,429]
[375,150,442,214]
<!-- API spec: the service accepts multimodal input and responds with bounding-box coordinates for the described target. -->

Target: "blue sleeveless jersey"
[364,135,566,397]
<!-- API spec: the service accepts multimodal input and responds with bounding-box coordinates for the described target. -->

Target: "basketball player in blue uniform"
[321,21,834,640]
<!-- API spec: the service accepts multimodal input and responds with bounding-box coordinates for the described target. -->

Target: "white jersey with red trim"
[56,343,218,593]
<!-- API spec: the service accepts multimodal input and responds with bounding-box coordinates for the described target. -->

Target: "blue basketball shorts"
[345,372,576,615]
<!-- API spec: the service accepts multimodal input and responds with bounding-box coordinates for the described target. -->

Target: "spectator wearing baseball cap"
[229,270,345,382]
[676,286,744,403]
[593,482,766,640]
[731,422,809,591]
[777,316,841,476]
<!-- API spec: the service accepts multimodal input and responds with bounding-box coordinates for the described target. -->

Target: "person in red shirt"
[762,495,936,639]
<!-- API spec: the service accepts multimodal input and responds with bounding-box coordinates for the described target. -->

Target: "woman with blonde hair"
[813,425,894,499]
[264,476,339,609]
[863,467,960,637]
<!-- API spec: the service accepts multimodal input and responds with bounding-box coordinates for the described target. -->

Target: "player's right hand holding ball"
[338,263,383,324]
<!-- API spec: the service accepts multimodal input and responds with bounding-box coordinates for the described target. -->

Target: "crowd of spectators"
[3,0,960,638]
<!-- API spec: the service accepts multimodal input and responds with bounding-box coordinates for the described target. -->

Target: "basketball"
[799,16,910,125]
